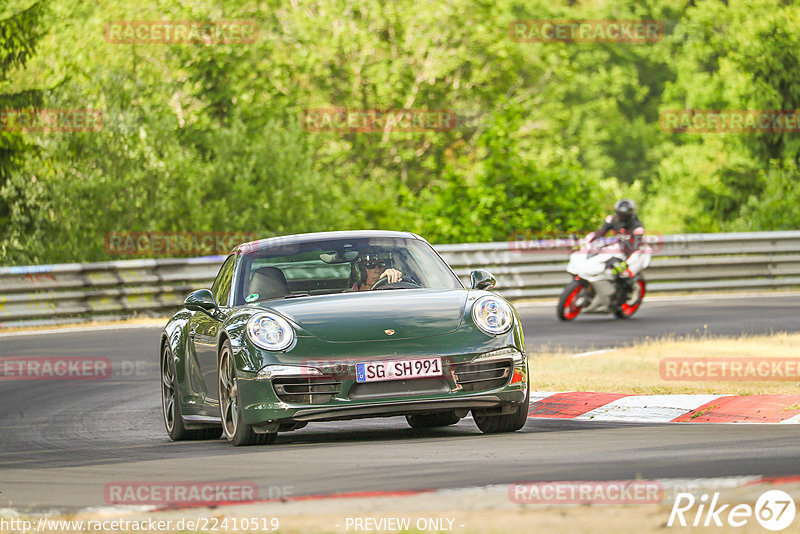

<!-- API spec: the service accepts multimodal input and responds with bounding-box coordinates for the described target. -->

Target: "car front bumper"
[236,352,528,425]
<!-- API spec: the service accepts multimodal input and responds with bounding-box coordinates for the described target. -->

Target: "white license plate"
[355,357,442,383]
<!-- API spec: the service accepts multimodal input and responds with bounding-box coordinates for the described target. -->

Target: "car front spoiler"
[288,394,515,422]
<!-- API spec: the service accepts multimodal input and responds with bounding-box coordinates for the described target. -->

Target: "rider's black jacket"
[593,214,645,258]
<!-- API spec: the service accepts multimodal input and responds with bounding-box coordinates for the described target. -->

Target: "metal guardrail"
[1,231,799,329]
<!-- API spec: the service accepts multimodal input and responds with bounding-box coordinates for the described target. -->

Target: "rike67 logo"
[669,490,796,531]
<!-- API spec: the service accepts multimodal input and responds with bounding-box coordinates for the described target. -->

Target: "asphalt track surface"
[1,294,799,511]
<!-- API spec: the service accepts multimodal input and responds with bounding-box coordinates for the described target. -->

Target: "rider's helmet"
[614,199,636,223]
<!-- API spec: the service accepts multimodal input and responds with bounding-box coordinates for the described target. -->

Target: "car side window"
[211,255,236,307]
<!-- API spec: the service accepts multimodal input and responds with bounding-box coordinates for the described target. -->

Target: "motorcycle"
[557,235,651,321]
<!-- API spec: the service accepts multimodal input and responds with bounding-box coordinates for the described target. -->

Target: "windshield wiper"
[283,293,311,299]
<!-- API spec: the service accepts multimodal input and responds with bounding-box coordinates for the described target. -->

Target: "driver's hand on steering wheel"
[380,268,403,284]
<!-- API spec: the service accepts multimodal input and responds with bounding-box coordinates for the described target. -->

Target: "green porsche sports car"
[160,230,529,446]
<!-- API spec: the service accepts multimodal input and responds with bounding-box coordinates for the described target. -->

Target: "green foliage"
[652,0,800,231]
[0,1,46,78]
[0,0,47,238]
[403,103,618,243]
[739,159,800,231]
[1,0,799,265]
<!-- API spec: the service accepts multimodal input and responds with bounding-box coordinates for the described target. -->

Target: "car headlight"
[472,295,514,335]
[247,313,295,351]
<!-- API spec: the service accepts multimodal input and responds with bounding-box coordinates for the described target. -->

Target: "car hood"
[258,289,468,342]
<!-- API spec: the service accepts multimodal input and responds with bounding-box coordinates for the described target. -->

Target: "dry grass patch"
[530,332,800,395]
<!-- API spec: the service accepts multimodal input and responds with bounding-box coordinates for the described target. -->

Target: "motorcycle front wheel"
[557,280,588,321]
[614,276,646,319]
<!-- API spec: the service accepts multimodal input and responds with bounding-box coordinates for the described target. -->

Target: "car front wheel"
[473,382,530,434]
[218,340,276,446]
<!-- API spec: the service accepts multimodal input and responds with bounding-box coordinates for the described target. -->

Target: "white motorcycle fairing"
[567,239,651,281]
[563,237,651,315]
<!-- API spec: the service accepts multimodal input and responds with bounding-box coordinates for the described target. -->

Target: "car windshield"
[234,236,462,305]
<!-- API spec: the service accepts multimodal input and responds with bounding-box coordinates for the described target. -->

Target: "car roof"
[235,230,423,254]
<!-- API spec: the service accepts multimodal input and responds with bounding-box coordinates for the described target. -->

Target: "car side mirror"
[470,269,496,290]
[184,289,218,314]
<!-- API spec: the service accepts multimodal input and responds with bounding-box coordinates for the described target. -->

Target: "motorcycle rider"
[586,199,646,295]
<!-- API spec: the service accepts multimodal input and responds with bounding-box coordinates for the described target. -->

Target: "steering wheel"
[370,274,421,290]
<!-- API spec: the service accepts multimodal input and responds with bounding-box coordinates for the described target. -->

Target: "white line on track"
[574,394,727,423]
[570,349,613,358]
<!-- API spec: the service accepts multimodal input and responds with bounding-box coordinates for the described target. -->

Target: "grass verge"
[530,332,800,395]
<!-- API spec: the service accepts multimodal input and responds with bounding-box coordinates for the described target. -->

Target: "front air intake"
[272,377,341,404]
[452,358,512,393]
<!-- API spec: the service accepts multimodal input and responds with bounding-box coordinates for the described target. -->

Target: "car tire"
[473,380,530,434]
[161,344,221,441]
[406,411,461,429]
[218,340,276,446]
